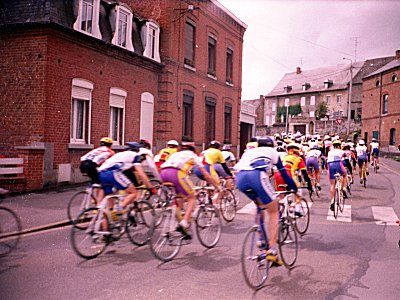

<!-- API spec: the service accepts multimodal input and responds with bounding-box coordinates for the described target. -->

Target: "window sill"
[184,64,196,72]
[207,74,217,80]
[68,143,94,150]
[112,145,126,151]
[225,81,234,87]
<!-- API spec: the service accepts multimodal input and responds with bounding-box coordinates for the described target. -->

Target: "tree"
[315,102,328,120]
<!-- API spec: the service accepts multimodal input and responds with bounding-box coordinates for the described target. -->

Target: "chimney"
[296,67,301,74]
[396,50,400,59]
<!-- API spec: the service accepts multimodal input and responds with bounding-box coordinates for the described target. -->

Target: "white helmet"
[167,140,179,146]
[358,139,365,146]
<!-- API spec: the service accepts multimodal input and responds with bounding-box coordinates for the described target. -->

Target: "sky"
[217,0,400,100]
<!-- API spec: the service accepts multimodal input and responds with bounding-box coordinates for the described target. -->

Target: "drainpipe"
[378,72,383,144]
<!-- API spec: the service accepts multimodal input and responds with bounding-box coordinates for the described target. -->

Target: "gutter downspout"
[378,72,383,144]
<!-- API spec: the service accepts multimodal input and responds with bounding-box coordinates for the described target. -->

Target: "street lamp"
[342,57,353,136]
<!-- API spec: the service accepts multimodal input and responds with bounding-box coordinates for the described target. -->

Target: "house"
[0,0,246,191]
[362,50,400,154]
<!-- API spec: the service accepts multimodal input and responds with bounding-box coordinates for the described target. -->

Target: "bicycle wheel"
[70,208,108,259]
[151,186,170,227]
[219,189,237,222]
[339,184,345,213]
[67,190,97,224]
[278,217,298,268]
[241,225,269,290]
[294,198,310,235]
[333,186,340,219]
[195,204,222,248]
[0,207,22,256]
[149,207,181,262]
[126,200,155,246]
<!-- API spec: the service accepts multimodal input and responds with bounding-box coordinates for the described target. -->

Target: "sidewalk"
[1,157,399,235]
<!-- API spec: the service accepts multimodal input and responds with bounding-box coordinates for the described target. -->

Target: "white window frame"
[336,94,342,103]
[141,20,161,63]
[271,115,276,124]
[265,115,270,126]
[109,88,126,145]
[310,95,316,106]
[111,4,134,51]
[300,96,306,106]
[326,95,332,104]
[272,102,276,112]
[73,0,102,39]
[70,79,93,144]
[309,111,315,118]
[140,92,154,143]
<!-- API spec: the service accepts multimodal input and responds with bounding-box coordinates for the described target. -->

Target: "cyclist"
[154,140,179,170]
[80,137,115,184]
[305,144,322,190]
[138,139,160,181]
[356,139,369,182]
[327,140,348,211]
[342,143,355,183]
[245,137,258,150]
[369,138,380,170]
[234,137,299,266]
[274,143,312,216]
[194,140,233,202]
[221,144,236,168]
[98,142,156,215]
[159,141,221,239]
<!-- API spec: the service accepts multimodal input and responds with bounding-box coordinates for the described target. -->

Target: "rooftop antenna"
[350,37,359,62]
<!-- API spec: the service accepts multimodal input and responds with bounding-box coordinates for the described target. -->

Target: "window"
[111,5,134,51]
[224,104,232,143]
[392,74,398,82]
[183,91,194,139]
[73,0,101,39]
[326,95,331,104]
[205,97,216,144]
[376,80,381,87]
[382,94,388,114]
[70,79,93,144]
[284,98,290,107]
[300,97,306,106]
[140,92,154,143]
[309,111,315,118]
[310,96,316,106]
[226,48,233,83]
[336,94,342,103]
[271,115,276,124]
[272,102,276,112]
[142,20,160,62]
[390,128,396,145]
[265,115,270,126]
[109,88,126,145]
[184,20,196,67]
[208,36,217,76]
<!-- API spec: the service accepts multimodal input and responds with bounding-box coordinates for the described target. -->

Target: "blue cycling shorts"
[236,170,275,205]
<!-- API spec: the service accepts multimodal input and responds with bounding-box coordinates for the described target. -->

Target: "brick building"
[362,50,400,154]
[0,0,246,191]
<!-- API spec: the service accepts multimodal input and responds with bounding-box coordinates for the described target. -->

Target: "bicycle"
[371,154,379,173]
[241,189,298,290]
[307,165,320,201]
[0,198,22,256]
[67,182,102,224]
[70,193,155,259]
[360,162,367,188]
[332,173,345,219]
[345,168,352,196]
[149,184,222,262]
[217,177,237,222]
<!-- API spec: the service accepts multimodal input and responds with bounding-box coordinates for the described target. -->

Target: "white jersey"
[234,147,280,172]
[370,142,379,150]
[222,150,236,162]
[138,148,160,180]
[98,151,141,172]
[306,149,321,159]
[160,150,203,173]
[356,145,368,157]
[327,148,344,163]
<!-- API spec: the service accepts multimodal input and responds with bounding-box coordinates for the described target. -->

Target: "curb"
[380,162,400,176]
[2,220,71,239]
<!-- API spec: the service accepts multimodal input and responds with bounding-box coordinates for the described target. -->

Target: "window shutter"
[72,86,91,100]
[110,94,125,108]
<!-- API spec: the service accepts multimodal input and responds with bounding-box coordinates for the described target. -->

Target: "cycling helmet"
[167,140,179,147]
[181,141,195,151]
[139,139,151,149]
[222,144,231,151]
[332,140,342,147]
[210,140,221,149]
[358,139,365,146]
[287,143,301,151]
[100,137,113,146]
[371,138,377,142]
[343,144,351,150]
[126,142,140,152]
[257,137,274,147]
[312,144,320,150]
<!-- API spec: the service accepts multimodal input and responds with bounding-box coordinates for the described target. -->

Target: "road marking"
[372,206,399,226]
[237,201,256,214]
[327,204,352,222]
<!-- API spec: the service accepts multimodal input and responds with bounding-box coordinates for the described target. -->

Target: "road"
[1,165,399,300]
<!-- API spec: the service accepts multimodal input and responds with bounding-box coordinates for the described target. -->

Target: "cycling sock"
[180,219,189,229]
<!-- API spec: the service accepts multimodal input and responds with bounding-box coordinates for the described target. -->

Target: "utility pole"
[343,57,353,137]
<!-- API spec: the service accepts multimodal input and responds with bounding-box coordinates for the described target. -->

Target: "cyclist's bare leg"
[182,194,196,223]
[120,184,139,208]
[329,179,335,201]
[256,199,279,249]
[316,169,321,185]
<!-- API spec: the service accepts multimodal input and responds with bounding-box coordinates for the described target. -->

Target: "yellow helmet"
[332,140,342,147]
[100,137,113,145]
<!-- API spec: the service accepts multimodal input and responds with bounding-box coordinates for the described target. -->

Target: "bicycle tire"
[333,186,340,219]
[339,185,345,213]
[70,207,108,259]
[67,190,97,224]
[149,207,181,262]
[0,206,22,256]
[219,189,237,222]
[151,186,170,227]
[195,204,222,248]
[241,225,269,290]
[125,200,155,246]
[278,217,298,269]
[294,198,310,235]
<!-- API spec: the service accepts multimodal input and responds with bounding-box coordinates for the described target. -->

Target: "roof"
[266,61,364,97]
[353,56,394,83]
[364,58,400,79]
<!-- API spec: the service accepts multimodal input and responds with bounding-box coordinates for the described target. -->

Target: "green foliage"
[315,102,328,120]
[276,104,303,122]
